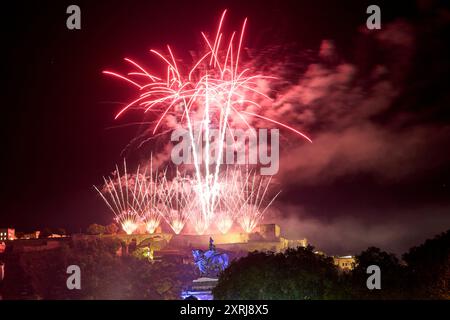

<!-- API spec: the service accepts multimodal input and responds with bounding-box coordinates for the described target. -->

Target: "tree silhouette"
[403,230,450,299]
[86,224,106,235]
[213,246,348,299]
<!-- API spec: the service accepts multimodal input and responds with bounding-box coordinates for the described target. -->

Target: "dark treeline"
[0,238,196,299]
[213,229,450,300]
[0,229,448,299]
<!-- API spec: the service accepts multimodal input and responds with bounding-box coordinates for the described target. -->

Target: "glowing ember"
[215,212,234,234]
[94,160,142,234]
[144,218,160,234]
[120,216,139,235]
[237,207,262,234]
[170,218,186,235]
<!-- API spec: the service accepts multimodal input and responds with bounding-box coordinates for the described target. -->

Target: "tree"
[86,224,106,235]
[105,223,119,235]
[213,246,348,300]
[351,247,405,299]
[403,229,450,299]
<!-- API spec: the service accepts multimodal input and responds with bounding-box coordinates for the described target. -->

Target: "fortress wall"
[216,241,286,252]
[170,232,250,248]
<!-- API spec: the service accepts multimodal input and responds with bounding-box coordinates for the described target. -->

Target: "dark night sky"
[2,0,450,255]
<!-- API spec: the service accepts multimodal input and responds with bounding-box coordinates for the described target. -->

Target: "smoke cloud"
[268,204,450,256]
[258,17,450,254]
[257,20,450,185]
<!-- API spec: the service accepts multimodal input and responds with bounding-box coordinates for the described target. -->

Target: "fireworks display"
[129,159,162,234]
[157,171,196,234]
[235,171,280,233]
[94,160,142,235]
[96,162,279,235]
[97,10,310,235]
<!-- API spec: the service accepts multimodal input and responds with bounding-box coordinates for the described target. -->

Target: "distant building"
[48,234,67,238]
[333,255,356,271]
[21,231,41,240]
[167,223,307,253]
[0,228,15,241]
[257,224,281,239]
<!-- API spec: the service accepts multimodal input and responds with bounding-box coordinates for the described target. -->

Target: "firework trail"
[95,159,280,235]
[213,167,243,234]
[94,159,142,235]
[103,10,311,143]
[102,10,311,234]
[157,170,196,234]
[217,167,279,233]
[129,158,163,234]
[235,169,280,233]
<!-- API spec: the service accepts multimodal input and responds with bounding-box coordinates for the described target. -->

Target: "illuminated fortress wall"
[76,223,308,254]
[162,224,307,253]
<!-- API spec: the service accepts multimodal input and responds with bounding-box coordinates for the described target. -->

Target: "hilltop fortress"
[170,224,307,252]
[107,223,308,255]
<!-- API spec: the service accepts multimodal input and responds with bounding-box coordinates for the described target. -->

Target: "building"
[257,224,281,239]
[78,224,309,261]
[48,233,67,238]
[0,228,15,241]
[22,231,41,240]
[333,255,356,271]
[168,223,307,253]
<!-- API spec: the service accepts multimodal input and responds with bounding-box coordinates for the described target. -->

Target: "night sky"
[3,0,450,255]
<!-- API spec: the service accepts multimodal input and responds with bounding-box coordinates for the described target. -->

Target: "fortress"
[112,223,308,256]
[170,224,307,252]
[9,223,305,257]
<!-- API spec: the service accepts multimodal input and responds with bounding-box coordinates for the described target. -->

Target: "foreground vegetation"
[213,229,450,300]
[0,238,196,299]
[0,229,448,299]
